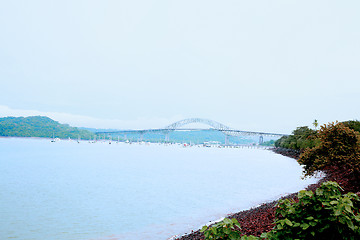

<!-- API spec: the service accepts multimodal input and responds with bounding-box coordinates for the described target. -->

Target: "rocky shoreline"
[271,147,301,159]
[174,148,359,240]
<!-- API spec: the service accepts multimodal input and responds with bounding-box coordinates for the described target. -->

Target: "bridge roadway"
[95,128,286,137]
[94,118,288,144]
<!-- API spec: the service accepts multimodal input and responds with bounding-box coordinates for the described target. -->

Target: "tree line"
[275,120,360,150]
[200,120,360,239]
[0,116,95,140]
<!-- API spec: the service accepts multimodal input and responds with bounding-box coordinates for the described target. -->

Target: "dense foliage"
[298,122,360,180]
[264,181,360,240]
[201,182,360,240]
[275,120,360,151]
[201,120,360,240]
[342,120,360,133]
[0,116,95,140]
[275,126,318,150]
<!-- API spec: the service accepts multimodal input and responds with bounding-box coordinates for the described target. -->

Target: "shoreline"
[173,182,324,240]
[173,148,357,240]
[0,136,274,149]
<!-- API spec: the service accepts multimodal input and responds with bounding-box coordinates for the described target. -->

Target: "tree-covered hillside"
[0,116,95,139]
[275,126,318,150]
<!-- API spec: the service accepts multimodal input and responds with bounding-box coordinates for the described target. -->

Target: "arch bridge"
[96,118,288,144]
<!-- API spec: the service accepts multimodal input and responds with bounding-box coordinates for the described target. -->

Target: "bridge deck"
[95,128,287,137]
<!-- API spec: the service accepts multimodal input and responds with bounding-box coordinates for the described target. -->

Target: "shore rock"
[271,147,300,159]
[174,150,360,240]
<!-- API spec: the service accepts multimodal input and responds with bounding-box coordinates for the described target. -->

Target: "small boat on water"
[50,133,60,142]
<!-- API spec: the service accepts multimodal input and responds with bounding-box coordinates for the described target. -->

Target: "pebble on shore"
[174,148,360,240]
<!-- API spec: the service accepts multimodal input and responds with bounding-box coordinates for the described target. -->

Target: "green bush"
[263,181,360,240]
[298,122,360,179]
[201,182,360,240]
[200,218,250,240]
[200,218,266,240]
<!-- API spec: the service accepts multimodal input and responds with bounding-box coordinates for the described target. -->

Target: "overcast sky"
[0,0,359,133]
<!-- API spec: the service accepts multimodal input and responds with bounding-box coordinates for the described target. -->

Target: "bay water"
[0,138,318,240]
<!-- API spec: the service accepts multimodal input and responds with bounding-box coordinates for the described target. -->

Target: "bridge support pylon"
[165,132,170,143]
[259,135,264,145]
[225,135,229,145]
[139,132,144,142]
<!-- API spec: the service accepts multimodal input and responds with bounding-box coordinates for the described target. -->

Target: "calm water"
[0,138,318,240]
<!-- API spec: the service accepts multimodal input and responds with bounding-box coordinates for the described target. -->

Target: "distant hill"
[79,127,121,133]
[0,116,95,140]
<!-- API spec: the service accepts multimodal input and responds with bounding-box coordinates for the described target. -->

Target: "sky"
[0,0,359,134]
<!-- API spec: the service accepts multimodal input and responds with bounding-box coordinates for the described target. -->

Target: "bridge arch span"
[164,118,233,132]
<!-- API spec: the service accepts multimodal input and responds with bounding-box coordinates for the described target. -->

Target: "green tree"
[342,120,360,133]
[275,126,318,150]
[298,122,360,180]
[313,119,319,130]
[0,116,95,140]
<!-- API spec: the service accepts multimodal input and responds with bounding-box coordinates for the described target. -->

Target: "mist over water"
[0,138,318,240]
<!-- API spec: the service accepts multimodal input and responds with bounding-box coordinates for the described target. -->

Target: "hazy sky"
[1,1,359,133]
